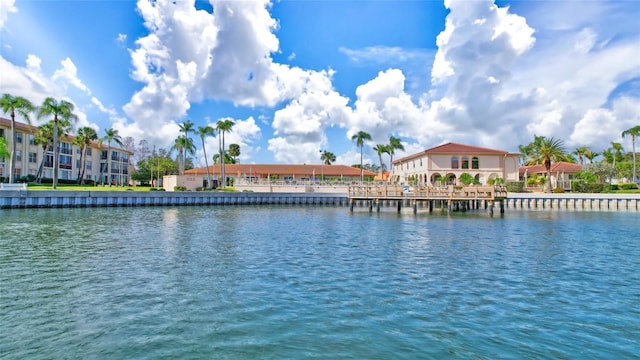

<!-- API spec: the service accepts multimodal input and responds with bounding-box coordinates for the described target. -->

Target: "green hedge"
[505,181,524,192]
[571,181,606,193]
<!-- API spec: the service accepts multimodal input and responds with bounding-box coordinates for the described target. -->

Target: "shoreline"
[1,190,638,211]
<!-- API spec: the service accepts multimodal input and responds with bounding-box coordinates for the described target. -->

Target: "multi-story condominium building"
[0,117,132,185]
[390,142,521,185]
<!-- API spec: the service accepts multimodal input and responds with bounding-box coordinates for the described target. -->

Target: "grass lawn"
[27,184,153,191]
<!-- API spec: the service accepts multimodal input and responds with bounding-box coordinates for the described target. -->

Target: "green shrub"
[618,183,639,190]
[609,184,619,191]
[174,186,188,191]
[505,181,524,192]
[572,181,605,193]
[552,187,565,193]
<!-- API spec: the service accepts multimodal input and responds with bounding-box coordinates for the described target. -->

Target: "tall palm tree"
[101,128,123,185]
[216,118,235,187]
[197,125,215,188]
[387,135,405,171]
[73,127,98,184]
[320,150,336,165]
[351,131,372,183]
[37,97,77,189]
[573,146,588,165]
[611,142,624,170]
[177,120,195,175]
[373,144,389,178]
[584,149,599,164]
[1,94,34,183]
[622,125,640,183]
[530,136,567,193]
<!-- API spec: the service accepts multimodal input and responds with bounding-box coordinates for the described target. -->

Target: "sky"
[1,0,639,168]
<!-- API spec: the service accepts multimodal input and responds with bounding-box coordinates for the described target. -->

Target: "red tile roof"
[185,164,378,177]
[519,162,582,175]
[394,142,518,163]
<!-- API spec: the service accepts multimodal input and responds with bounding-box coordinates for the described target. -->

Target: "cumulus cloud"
[52,58,91,94]
[0,0,17,29]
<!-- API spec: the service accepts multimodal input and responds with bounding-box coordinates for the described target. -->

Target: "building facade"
[0,117,132,185]
[390,142,521,185]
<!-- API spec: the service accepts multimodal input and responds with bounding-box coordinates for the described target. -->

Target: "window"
[29,135,36,145]
[60,142,72,155]
[16,150,22,162]
[86,148,92,156]
[461,156,469,169]
[59,154,72,169]
[29,152,37,163]
[472,157,479,169]
[451,156,459,169]
[86,160,92,170]
[44,153,54,168]
[101,150,107,160]
[16,132,23,143]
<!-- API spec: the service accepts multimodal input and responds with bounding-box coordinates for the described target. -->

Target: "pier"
[347,185,508,214]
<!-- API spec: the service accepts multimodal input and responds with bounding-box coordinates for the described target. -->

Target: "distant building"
[519,161,583,190]
[0,117,132,184]
[390,142,521,185]
[166,163,378,191]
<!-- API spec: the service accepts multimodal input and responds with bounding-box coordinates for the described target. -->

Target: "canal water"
[1,206,638,359]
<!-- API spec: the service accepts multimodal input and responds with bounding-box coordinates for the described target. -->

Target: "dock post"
[413,200,417,214]
[369,200,373,213]
[350,199,354,212]
[447,200,452,213]
[376,198,380,213]
[500,200,504,214]
[488,201,494,216]
[397,200,402,213]
[429,200,433,213]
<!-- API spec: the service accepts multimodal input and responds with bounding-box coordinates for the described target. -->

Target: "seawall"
[0,190,348,209]
[505,193,640,211]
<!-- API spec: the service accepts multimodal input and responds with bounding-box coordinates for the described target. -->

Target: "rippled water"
[1,206,638,359]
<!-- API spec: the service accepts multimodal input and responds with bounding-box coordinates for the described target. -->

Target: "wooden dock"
[347,185,508,214]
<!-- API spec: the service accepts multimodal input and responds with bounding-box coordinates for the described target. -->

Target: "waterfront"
[1,207,638,359]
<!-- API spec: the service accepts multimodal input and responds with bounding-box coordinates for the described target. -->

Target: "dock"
[347,185,508,214]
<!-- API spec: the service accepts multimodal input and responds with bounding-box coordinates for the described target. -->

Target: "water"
[1,206,638,359]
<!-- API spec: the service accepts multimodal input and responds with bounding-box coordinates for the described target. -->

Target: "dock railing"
[348,185,507,201]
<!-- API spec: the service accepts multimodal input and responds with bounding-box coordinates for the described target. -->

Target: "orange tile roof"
[519,162,582,175]
[185,163,378,177]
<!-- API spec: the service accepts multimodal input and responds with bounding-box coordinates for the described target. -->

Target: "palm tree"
[197,125,215,188]
[101,128,123,185]
[387,136,405,171]
[73,127,98,184]
[177,120,195,175]
[611,142,624,170]
[1,94,35,183]
[622,125,640,183]
[0,138,8,159]
[584,149,599,164]
[351,131,372,183]
[216,118,235,187]
[373,144,389,178]
[529,136,568,193]
[172,136,196,176]
[573,146,588,165]
[37,97,77,189]
[229,143,240,163]
[320,150,336,165]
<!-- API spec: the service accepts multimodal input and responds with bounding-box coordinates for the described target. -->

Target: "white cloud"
[52,58,91,94]
[0,0,16,29]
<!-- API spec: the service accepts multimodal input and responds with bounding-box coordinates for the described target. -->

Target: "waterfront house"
[519,161,583,190]
[0,117,132,185]
[390,142,521,185]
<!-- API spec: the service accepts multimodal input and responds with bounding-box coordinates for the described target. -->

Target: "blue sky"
[1,0,639,167]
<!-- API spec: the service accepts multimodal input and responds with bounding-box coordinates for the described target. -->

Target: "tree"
[216,118,235,187]
[198,125,215,188]
[1,94,35,183]
[611,142,624,169]
[621,125,640,183]
[320,150,336,165]
[229,143,240,163]
[573,146,588,165]
[37,97,78,189]
[526,136,568,193]
[176,120,194,175]
[351,131,371,183]
[0,137,9,160]
[73,127,98,184]
[584,149,599,164]
[172,136,196,175]
[373,144,389,177]
[387,136,405,171]
[101,128,123,185]
[137,139,150,163]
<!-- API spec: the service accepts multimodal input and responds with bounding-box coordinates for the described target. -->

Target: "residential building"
[0,117,132,185]
[390,142,521,185]
[519,161,583,190]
